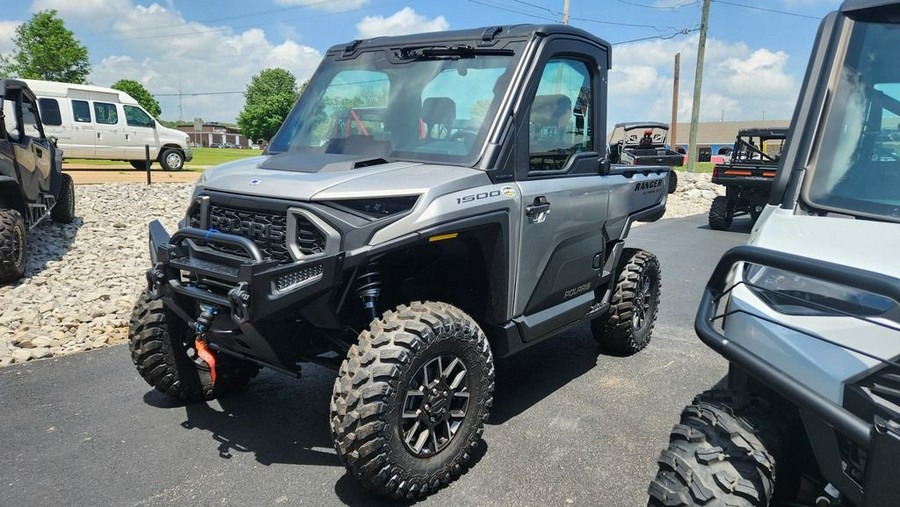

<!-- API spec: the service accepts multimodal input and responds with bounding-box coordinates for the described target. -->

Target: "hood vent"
[354,158,388,169]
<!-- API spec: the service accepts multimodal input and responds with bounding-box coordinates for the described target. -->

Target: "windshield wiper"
[395,45,514,60]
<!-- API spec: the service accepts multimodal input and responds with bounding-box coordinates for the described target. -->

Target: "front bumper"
[697,245,900,507]
[183,147,194,162]
[146,220,344,327]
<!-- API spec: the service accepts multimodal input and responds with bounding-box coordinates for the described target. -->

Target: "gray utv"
[128,24,672,498]
[648,2,900,506]
[0,79,74,282]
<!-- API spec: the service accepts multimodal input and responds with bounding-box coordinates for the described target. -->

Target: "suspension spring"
[356,263,382,320]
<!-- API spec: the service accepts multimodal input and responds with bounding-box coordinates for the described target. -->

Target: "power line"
[617,0,698,10]
[465,0,559,22]
[508,0,560,16]
[612,27,699,45]
[712,0,821,20]
[155,91,243,97]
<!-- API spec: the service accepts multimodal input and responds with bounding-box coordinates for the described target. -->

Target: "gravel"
[0,172,722,366]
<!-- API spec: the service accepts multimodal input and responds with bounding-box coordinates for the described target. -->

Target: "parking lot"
[0,214,750,506]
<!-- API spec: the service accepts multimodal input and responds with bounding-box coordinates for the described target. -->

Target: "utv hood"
[195,152,490,201]
[749,207,900,280]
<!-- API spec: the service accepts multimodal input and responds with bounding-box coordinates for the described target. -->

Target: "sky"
[0,0,843,126]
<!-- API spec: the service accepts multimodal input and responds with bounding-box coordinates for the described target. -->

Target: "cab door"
[122,104,159,160]
[512,38,611,338]
[69,99,96,158]
[92,101,125,159]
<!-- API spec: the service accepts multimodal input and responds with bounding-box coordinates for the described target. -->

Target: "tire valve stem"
[356,263,382,321]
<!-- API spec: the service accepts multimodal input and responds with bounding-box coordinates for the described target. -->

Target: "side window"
[93,102,118,125]
[22,97,40,138]
[72,100,92,123]
[124,105,153,127]
[38,98,62,126]
[528,58,593,172]
[2,98,20,141]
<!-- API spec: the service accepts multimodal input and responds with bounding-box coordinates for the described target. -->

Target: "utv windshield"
[805,19,900,221]
[267,41,524,167]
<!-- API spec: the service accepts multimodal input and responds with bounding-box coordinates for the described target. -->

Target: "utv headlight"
[329,196,419,220]
[743,264,896,317]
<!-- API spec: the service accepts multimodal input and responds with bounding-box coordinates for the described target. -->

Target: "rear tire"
[130,160,151,171]
[0,209,26,283]
[647,390,780,507]
[592,248,661,354]
[330,301,494,499]
[159,148,185,171]
[128,294,259,401]
[51,173,75,223]
[708,196,733,230]
[668,170,678,194]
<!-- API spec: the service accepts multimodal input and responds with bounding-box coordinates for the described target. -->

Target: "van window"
[123,105,153,127]
[38,98,62,126]
[93,102,118,125]
[72,100,91,123]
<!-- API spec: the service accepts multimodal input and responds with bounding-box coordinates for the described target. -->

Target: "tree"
[237,68,299,142]
[111,80,162,117]
[0,10,90,83]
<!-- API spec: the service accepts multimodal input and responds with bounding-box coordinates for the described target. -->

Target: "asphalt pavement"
[0,214,754,507]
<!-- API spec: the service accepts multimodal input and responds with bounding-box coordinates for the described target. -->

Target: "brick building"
[174,121,254,148]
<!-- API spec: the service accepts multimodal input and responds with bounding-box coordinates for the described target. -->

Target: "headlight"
[329,196,419,220]
[743,264,896,317]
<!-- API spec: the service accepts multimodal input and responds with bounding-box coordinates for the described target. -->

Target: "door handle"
[525,196,551,222]
[97,132,101,139]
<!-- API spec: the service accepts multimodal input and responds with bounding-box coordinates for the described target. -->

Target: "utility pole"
[687,0,711,172]
[671,53,680,154]
[562,0,570,24]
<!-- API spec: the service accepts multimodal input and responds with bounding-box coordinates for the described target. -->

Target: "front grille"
[206,205,290,263]
[275,264,324,292]
[296,215,327,256]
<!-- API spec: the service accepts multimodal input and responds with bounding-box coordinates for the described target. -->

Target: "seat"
[422,97,456,140]
[530,94,572,151]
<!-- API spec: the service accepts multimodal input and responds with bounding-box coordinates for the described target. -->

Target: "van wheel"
[130,160,151,171]
[0,209,27,283]
[159,149,185,171]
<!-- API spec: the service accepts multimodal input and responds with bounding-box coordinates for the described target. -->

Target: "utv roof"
[842,0,900,12]
[0,78,38,101]
[736,127,789,138]
[328,24,611,55]
[613,122,670,131]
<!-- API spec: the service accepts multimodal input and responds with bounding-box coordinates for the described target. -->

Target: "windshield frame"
[266,38,527,169]
[800,16,900,223]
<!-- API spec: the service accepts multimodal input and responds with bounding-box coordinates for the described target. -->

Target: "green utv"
[0,79,74,283]
[129,25,671,498]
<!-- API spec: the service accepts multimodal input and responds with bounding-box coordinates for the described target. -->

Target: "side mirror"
[150,119,156,128]
[48,136,59,147]
[599,158,611,175]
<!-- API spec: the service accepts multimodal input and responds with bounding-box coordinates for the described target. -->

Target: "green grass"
[64,147,263,171]
[675,162,715,173]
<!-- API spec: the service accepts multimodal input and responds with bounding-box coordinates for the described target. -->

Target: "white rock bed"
[0,172,721,366]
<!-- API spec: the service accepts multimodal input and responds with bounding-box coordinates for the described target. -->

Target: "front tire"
[51,173,75,223]
[330,301,494,499]
[0,209,26,283]
[708,195,734,230]
[128,295,259,401]
[592,248,661,354]
[159,148,185,171]
[648,390,780,507]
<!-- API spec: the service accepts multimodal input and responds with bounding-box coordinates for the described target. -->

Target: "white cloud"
[0,20,21,55]
[608,34,801,125]
[274,0,369,12]
[355,7,448,38]
[38,1,325,123]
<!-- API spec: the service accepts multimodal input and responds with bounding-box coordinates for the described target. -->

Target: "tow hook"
[194,305,218,386]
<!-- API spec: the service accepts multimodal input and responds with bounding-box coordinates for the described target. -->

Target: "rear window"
[72,100,91,123]
[38,98,62,126]
[93,102,118,125]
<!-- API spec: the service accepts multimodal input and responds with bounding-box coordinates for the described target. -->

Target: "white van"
[22,79,193,171]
